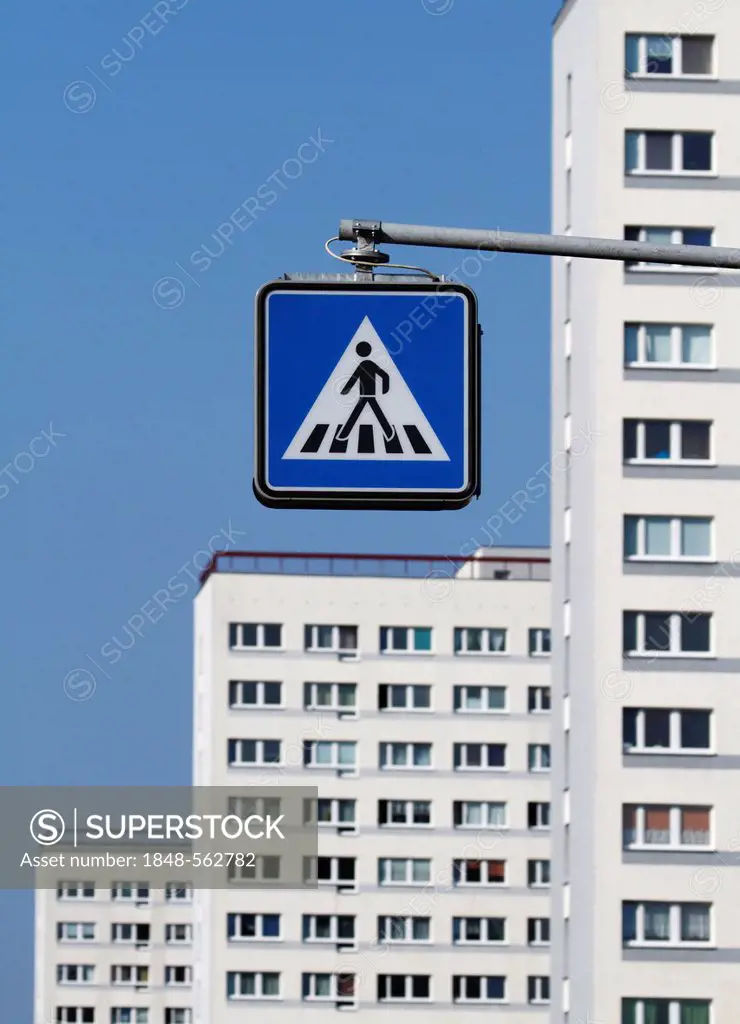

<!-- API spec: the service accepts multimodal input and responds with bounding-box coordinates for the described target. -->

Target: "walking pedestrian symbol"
[283,316,449,461]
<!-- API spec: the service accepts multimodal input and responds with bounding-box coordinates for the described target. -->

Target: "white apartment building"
[192,547,553,1022]
[35,875,194,1024]
[551,4,739,1024]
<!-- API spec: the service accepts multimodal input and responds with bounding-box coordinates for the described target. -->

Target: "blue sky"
[2,0,559,1016]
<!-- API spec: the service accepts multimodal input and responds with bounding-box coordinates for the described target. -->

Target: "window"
[379,800,431,827]
[377,975,431,1002]
[623,999,710,1024]
[380,626,432,652]
[229,622,282,650]
[454,627,507,653]
[228,913,281,940]
[378,683,431,710]
[110,884,149,902]
[111,924,150,945]
[453,801,507,829]
[304,624,357,653]
[623,612,712,657]
[528,976,551,1004]
[165,924,192,943]
[302,739,356,770]
[454,742,506,770]
[229,680,282,708]
[305,856,356,887]
[228,794,281,820]
[528,802,551,829]
[378,858,431,885]
[378,916,431,943]
[304,797,356,829]
[529,628,551,655]
[111,1012,149,1024]
[379,742,431,769]
[624,517,712,561]
[528,859,551,887]
[626,131,713,174]
[623,902,711,945]
[227,972,280,1000]
[623,805,711,848]
[303,682,356,713]
[528,918,551,945]
[453,976,506,1003]
[453,859,506,886]
[57,965,94,984]
[57,923,95,942]
[623,419,712,463]
[528,744,551,772]
[57,883,95,900]
[453,917,506,944]
[529,686,551,713]
[228,738,281,766]
[111,966,148,986]
[55,1011,95,1024]
[624,323,713,368]
[623,708,711,753]
[624,227,712,269]
[302,973,356,1003]
[228,855,280,883]
[625,34,714,77]
[165,885,192,902]
[165,1012,192,1024]
[302,914,355,943]
[165,966,192,986]
[453,685,506,712]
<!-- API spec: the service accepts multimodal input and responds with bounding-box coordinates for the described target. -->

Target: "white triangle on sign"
[283,316,450,461]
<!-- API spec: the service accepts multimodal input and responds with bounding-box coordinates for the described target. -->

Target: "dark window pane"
[488,918,505,941]
[337,858,355,880]
[645,132,673,170]
[645,421,671,459]
[487,744,505,767]
[683,228,712,247]
[624,420,638,459]
[646,1000,671,1024]
[681,710,710,749]
[466,976,481,999]
[228,623,238,648]
[487,977,505,999]
[644,710,671,747]
[681,614,710,652]
[264,682,281,704]
[263,740,280,763]
[644,613,672,651]
[625,226,640,242]
[681,422,710,460]
[623,999,637,1024]
[623,612,638,652]
[623,709,638,748]
[263,914,280,937]
[338,916,354,939]
[683,132,712,171]
[452,976,461,999]
[681,37,713,75]
[646,35,673,73]
[413,685,430,708]
[389,976,405,998]
[263,624,281,647]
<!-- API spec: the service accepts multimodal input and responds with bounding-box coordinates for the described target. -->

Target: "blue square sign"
[254,279,480,510]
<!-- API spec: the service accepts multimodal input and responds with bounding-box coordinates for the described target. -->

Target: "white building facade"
[192,548,553,1022]
[35,878,194,1024]
[551,4,739,1024]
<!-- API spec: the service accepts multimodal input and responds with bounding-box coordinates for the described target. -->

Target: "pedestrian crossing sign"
[254,279,480,510]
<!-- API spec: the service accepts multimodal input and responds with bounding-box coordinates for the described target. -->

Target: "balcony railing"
[200,550,550,587]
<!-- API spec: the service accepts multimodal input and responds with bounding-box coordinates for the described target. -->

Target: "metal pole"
[338,219,740,271]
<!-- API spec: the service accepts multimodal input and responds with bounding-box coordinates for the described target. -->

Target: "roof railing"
[199,550,551,587]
